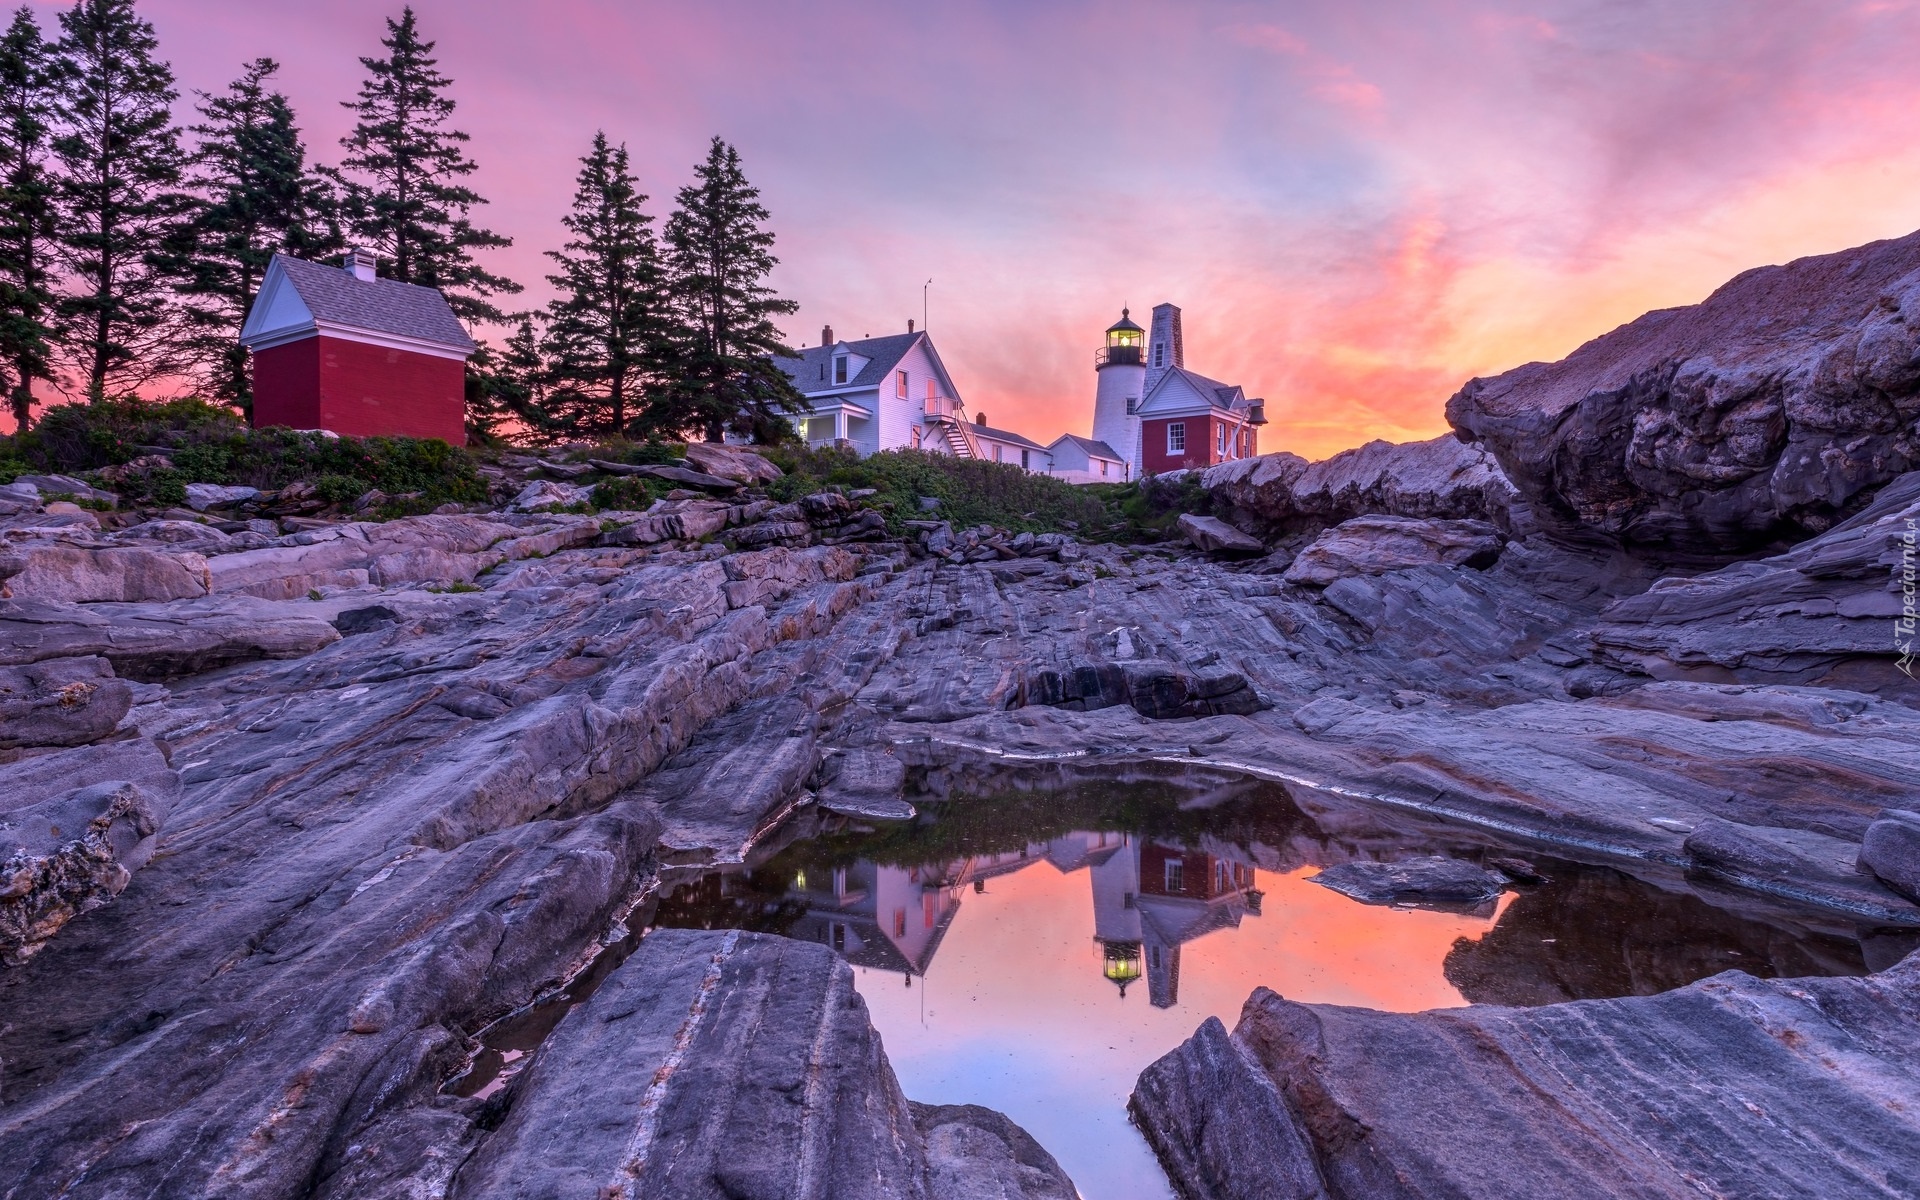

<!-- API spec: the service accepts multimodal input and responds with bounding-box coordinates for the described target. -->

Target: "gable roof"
[240,254,477,356]
[772,331,962,401]
[1049,433,1123,461]
[970,422,1049,452]
[1136,365,1247,418]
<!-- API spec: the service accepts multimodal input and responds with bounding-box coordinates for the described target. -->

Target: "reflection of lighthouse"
[1088,834,1263,1008]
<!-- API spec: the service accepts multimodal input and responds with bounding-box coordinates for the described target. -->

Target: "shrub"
[592,475,659,511]
[315,474,369,504]
[759,446,1109,535]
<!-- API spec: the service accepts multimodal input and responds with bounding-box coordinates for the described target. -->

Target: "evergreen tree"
[650,137,801,443]
[539,132,663,438]
[49,0,191,398]
[463,317,546,442]
[0,7,56,431]
[335,6,517,324]
[165,58,340,412]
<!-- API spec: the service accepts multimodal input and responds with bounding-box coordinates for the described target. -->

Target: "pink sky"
[36,1,1920,457]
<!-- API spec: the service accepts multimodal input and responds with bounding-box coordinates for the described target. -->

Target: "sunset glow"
[67,1,1920,455]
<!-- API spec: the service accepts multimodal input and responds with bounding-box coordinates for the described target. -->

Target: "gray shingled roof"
[773,332,922,394]
[970,422,1049,452]
[1053,433,1123,460]
[273,254,477,352]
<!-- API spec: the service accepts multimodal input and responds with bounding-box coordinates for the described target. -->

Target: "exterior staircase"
[924,396,981,458]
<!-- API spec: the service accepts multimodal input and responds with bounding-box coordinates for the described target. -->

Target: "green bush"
[315,474,369,504]
[591,474,660,511]
[759,446,1110,535]
[0,397,488,509]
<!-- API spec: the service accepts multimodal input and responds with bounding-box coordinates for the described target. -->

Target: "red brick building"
[238,250,476,444]
[1135,365,1263,475]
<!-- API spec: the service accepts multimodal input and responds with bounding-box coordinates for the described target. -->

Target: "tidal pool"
[649,772,1871,1200]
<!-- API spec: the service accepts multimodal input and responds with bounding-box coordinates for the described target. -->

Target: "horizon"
[13,0,1920,458]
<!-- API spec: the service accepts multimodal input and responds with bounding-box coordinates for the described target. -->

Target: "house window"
[1217,425,1226,455]
[993,444,1003,462]
[896,369,908,399]
[894,909,907,937]
[834,356,848,384]
[1167,422,1185,454]
[1165,859,1184,893]
[926,378,936,400]
[1020,449,1030,469]
[1100,460,1109,477]
[910,426,922,449]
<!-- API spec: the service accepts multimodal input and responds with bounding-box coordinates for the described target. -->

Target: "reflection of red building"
[1089,834,1261,1007]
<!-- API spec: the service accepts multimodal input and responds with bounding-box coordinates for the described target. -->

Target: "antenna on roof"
[924,278,932,332]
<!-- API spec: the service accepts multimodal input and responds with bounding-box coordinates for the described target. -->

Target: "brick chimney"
[344,247,379,282]
[908,319,915,333]
[821,324,834,347]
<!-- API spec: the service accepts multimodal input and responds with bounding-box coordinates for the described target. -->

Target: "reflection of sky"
[50,2,1920,457]
[857,859,1509,1200]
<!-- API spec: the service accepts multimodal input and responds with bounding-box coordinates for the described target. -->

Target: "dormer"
[825,342,870,387]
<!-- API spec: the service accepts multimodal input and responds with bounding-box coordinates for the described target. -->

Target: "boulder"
[0,655,133,748]
[0,739,179,963]
[508,479,591,511]
[1283,515,1502,586]
[1177,513,1264,555]
[1203,435,1518,532]
[5,545,211,603]
[683,441,784,484]
[1860,809,1920,903]
[7,474,118,506]
[637,463,744,491]
[1307,855,1506,906]
[1133,957,1920,1200]
[452,929,1076,1200]
[183,483,260,511]
[1448,228,1920,555]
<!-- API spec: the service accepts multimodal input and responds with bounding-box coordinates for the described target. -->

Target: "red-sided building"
[1134,364,1263,475]
[238,250,477,444]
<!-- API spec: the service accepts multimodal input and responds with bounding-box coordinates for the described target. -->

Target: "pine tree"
[650,137,801,443]
[539,132,663,438]
[164,58,340,412]
[49,0,191,398]
[463,317,546,442]
[0,7,56,431]
[336,6,517,324]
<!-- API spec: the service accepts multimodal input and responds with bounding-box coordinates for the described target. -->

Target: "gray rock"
[1134,957,1920,1199]
[1448,228,1920,555]
[637,462,744,491]
[183,483,260,511]
[1861,809,1920,903]
[508,478,591,511]
[1307,855,1506,906]
[1203,434,1518,533]
[1177,513,1265,555]
[913,1103,1081,1200]
[1283,515,1501,586]
[0,739,178,963]
[5,545,211,603]
[0,655,133,748]
[454,930,1070,1200]
[682,441,784,483]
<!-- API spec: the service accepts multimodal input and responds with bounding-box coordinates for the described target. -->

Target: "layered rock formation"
[1447,229,1920,556]
[1133,954,1920,1199]
[1201,435,1519,534]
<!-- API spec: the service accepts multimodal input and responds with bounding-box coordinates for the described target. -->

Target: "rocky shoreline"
[6,232,1920,1198]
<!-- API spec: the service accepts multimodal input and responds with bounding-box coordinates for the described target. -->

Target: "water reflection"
[647,773,1869,1200]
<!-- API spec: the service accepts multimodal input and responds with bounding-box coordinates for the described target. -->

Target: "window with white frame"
[834,356,848,384]
[926,378,936,400]
[1153,343,1165,368]
[1167,422,1185,453]
[1099,459,1109,477]
[1165,859,1184,892]
[1217,425,1226,455]
[896,369,908,399]
[1021,449,1030,469]
[993,443,1003,462]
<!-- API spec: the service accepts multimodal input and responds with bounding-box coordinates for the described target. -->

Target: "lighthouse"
[1090,309,1146,473]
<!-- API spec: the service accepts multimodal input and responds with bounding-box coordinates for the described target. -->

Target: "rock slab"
[1133,955,1920,1200]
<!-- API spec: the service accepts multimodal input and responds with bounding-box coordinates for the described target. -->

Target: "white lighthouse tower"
[1091,308,1147,476]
